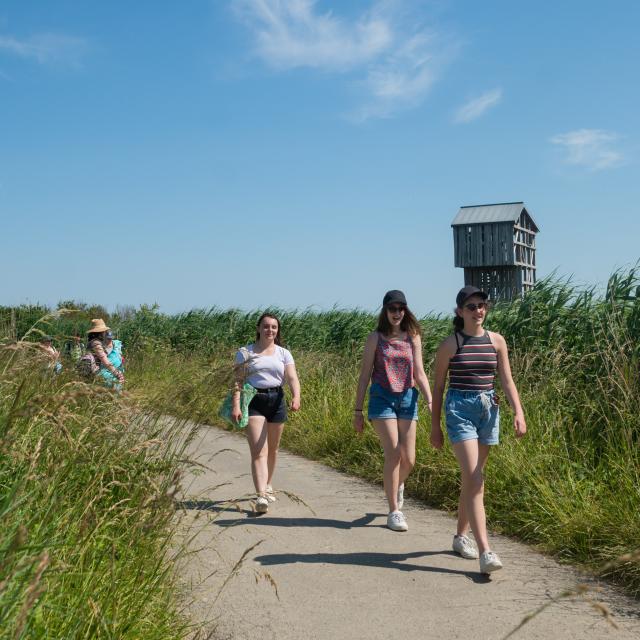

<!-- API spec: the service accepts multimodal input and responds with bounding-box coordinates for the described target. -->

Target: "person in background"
[430,286,526,575]
[64,334,85,363]
[40,335,62,374]
[232,313,301,514]
[353,290,433,532]
[102,330,125,389]
[87,319,124,388]
[70,334,85,363]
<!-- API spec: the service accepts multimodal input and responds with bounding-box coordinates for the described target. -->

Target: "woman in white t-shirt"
[232,312,301,513]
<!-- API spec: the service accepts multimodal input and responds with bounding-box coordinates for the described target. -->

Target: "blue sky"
[1,0,638,316]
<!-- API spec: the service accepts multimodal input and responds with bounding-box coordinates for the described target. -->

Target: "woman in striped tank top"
[431,286,526,575]
[353,290,433,533]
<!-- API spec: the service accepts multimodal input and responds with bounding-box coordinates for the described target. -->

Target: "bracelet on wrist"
[354,409,363,412]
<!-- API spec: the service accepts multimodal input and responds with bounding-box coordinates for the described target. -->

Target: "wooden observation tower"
[451,202,539,301]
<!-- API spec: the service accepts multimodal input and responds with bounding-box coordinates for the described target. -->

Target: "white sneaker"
[452,534,479,559]
[397,483,405,510]
[479,550,503,574]
[265,485,276,502]
[387,511,408,532]
[255,495,269,514]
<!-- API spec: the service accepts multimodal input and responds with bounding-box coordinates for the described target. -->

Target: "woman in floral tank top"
[353,290,433,532]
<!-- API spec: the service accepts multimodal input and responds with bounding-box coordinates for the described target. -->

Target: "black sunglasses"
[387,305,406,313]
[464,302,488,311]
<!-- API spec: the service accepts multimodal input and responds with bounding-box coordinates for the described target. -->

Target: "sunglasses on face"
[387,305,406,313]
[464,302,487,312]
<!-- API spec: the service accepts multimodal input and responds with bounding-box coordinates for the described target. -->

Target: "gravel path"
[178,426,640,640]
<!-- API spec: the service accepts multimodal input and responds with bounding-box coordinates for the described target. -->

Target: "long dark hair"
[376,306,422,337]
[255,312,282,346]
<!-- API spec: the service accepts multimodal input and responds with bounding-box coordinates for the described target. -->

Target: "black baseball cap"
[382,290,407,307]
[456,286,488,307]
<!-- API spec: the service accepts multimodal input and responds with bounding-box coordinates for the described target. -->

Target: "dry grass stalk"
[13,551,50,640]
[278,489,317,516]
[210,539,264,607]
[253,569,280,600]
[502,583,618,640]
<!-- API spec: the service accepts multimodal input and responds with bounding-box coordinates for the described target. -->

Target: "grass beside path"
[0,345,199,639]
[2,268,639,634]
[127,338,640,598]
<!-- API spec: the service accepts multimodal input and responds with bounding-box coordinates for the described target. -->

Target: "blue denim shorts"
[367,383,418,421]
[445,389,500,445]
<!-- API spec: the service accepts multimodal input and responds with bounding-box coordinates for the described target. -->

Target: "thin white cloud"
[453,88,502,124]
[233,0,391,70]
[550,129,624,171]
[232,0,456,120]
[0,32,88,68]
[353,31,450,121]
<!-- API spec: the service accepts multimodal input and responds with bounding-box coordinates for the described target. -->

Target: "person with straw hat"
[87,319,124,387]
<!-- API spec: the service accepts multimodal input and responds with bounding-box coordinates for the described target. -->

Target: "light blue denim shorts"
[368,383,418,421]
[445,389,499,445]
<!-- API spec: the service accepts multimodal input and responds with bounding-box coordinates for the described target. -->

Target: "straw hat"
[88,318,110,334]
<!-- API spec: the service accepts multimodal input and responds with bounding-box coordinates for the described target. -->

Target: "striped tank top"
[448,331,497,391]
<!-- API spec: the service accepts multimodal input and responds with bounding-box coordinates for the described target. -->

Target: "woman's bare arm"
[492,332,526,438]
[353,332,378,432]
[430,336,456,449]
[411,334,432,411]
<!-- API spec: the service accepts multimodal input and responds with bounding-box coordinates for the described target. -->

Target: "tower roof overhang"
[451,202,539,232]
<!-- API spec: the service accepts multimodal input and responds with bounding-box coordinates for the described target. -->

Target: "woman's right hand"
[430,426,444,450]
[353,413,365,434]
[231,404,242,424]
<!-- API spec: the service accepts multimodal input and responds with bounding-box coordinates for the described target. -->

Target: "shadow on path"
[179,499,243,513]
[254,550,489,583]
[179,500,385,529]
[213,512,384,529]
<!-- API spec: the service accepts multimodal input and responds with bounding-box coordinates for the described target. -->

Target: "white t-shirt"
[235,344,295,389]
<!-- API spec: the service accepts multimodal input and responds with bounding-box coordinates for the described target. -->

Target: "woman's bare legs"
[372,418,417,511]
[246,416,269,494]
[266,422,285,487]
[452,439,491,552]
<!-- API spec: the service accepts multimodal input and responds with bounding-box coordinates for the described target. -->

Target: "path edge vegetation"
[1,268,639,636]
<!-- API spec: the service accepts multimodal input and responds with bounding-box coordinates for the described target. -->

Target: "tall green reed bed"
[119,268,640,596]
[3,268,639,597]
[0,344,201,639]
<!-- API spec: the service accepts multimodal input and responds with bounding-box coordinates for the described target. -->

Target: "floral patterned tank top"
[371,333,414,393]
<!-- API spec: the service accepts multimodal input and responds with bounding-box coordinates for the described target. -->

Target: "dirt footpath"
[179,426,640,640]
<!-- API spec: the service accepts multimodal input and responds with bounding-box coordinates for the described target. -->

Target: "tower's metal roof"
[451,202,539,231]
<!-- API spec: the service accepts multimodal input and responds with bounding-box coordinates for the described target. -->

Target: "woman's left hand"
[514,414,527,438]
[290,397,301,412]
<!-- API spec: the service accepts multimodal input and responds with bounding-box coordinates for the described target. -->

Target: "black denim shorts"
[248,387,287,423]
